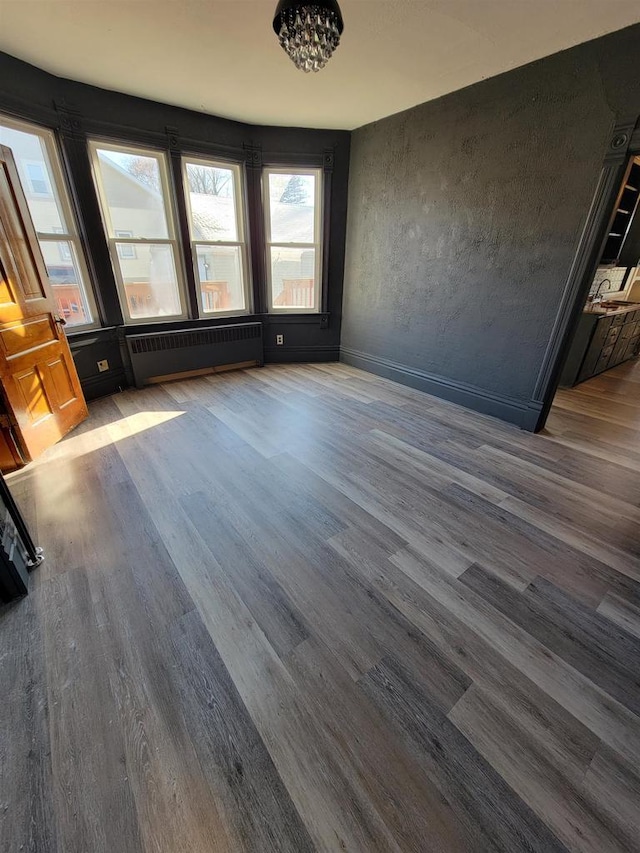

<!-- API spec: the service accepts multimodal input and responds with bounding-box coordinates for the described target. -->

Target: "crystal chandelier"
[273,0,344,73]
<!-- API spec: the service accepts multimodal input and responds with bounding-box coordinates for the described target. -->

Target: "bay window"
[263,168,322,313]
[182,157,250,315]
[89,141,187,323]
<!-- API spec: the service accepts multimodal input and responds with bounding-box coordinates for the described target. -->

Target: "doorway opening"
[530,118,640,435]
[547,153,640,437]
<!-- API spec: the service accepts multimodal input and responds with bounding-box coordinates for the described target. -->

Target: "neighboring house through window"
[182,156,250,315]
[115,230,137,259]
[24,160,51,196]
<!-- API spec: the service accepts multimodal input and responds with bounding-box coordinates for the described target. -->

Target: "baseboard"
[340,346,541,430]
[79,369,128,401]
[264,345,340,364]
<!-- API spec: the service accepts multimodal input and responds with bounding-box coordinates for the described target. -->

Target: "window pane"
[195,244,245,313]
[268,173,316,243]
[116,242,182,319]
[95,149,170,238]
[39,240,93,327]
[269,246,316,309]
[186,163,238,241]
[0,125,66,233]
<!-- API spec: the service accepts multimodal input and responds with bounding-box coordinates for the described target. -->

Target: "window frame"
[88,139,189,325]
[115,230,137,259]
[52,227,72,262]
[263,166,323,314]
[0,114,100,331]
[181,154,252,318]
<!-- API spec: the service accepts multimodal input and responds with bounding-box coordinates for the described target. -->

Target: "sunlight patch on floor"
[41,410,186,463]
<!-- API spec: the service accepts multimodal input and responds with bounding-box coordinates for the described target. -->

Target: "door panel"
[14,367,54,424]
[0,316,57,357]
[0,147,51,314]
[47,353,79,409]
[0,145,88,468]
[0,217,24,323]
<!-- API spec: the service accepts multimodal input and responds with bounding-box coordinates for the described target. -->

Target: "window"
[263,168,322,313]
[0,116,98,329]
[115,231,137,259]
[182,157,250,316]
[89,141,187,323]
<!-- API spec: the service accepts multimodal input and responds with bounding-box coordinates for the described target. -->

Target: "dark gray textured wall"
[341,24,640,422]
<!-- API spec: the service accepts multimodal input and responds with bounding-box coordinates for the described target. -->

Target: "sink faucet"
[592,278,611,304]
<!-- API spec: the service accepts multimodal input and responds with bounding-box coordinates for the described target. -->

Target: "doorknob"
[54,315,67,326]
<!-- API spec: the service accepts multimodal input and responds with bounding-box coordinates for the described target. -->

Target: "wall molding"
[341,346,541,429]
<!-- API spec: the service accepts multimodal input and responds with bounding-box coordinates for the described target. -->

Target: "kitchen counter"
[583,301,640,317]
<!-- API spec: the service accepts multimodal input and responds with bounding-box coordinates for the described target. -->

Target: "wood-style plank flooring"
[2,358,640,852]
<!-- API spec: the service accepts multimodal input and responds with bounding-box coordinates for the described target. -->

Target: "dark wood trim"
[244,144,268,315]
[56,126,124,327]
[261,150,325,168]
[527,117,640,432]
[0,90,60,132]
[321,148,334,314]
[166,132,199,321]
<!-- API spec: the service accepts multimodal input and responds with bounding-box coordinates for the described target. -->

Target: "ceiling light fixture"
[273,0,344,73]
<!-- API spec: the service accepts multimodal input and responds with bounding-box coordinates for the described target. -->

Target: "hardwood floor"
[2,358,640,852]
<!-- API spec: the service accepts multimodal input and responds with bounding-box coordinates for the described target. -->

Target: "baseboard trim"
[264,345,340,364]
[79,369,127,401]
[340,347,541,430]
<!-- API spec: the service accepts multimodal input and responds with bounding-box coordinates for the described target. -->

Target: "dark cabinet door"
[610,336,629,368]
[594,344,615,374]
[577,317,613,382]
[623,336,640,360]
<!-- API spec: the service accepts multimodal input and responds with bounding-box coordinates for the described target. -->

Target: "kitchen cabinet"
[560,305,640,386]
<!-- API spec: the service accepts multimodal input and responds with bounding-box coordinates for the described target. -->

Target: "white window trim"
[263,166,322,314]
[0,114,100,331]
[182,155,252,318]
[88,139,188,324]
[115,230,137,259]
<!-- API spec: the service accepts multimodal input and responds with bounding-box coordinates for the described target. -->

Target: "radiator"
[125,322,263,388]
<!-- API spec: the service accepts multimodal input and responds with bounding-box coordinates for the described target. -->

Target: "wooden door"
[0,145,87,468]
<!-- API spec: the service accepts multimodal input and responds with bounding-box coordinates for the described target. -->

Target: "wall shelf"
[601,157,640,264]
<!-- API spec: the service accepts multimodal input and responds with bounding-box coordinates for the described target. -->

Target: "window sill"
[67,326,119,342]
[67,313,331,341]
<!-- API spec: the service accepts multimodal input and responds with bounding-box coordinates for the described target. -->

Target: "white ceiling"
[0,1,639,131]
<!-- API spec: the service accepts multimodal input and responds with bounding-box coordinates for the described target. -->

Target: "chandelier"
[273,0,344,73]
